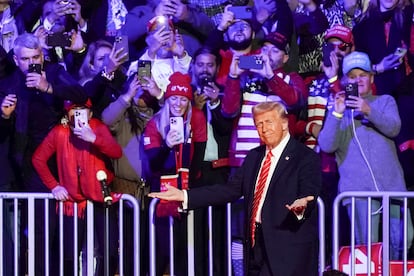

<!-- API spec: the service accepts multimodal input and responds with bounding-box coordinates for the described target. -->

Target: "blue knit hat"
[342,51,372,75]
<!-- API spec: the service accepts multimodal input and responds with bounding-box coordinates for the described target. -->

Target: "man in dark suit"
[149,101,322,276]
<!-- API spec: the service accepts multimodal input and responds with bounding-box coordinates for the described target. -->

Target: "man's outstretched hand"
[148,184,185,202]
[285,196,315,217]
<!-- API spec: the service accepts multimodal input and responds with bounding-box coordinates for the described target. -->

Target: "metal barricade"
[0,192,140,276]
[333,191,414,276]
[149,197,327,276]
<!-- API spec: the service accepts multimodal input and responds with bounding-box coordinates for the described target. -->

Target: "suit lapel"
[267,138,295,189]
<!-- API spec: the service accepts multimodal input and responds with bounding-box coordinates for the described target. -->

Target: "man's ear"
[282,53,289,64]
[13,55,18,66]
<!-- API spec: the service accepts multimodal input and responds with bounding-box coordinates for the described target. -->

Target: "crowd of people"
[1,0,414,275]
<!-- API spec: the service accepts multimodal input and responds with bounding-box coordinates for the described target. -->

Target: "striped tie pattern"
[250,151,273,247]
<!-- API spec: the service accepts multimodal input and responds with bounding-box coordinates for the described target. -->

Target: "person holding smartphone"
[32,99,123,276]
[318,51,414,260]
[0,32,87,275]
[142,72,207,276]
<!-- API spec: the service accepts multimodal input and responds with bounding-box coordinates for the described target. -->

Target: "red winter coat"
[32,119,122,216]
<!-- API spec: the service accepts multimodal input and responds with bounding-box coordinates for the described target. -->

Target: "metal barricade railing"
[149,199,233,276]
[333,191,414,276]
[0,192,140,276]
[318,197,326,275]
[149,197,327,276]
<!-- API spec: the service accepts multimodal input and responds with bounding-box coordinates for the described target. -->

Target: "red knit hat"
[64,99,92,112]
[325,25,353,45]
[164,72,193,101]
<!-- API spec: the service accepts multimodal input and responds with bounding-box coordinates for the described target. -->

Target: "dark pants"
[194,162,229,276]
[155,215,188,276]
[248,224,273,276]
[92,203,119,276]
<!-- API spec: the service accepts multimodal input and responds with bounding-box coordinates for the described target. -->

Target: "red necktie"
[250,150,273,247]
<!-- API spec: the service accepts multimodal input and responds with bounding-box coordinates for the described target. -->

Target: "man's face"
[327,38,352,64]
[193,53,218,87]
[254,109,288,149]
[346,68,373,97]
[14,47,44,74]
[226,20,253,51]
[261,42,287,70]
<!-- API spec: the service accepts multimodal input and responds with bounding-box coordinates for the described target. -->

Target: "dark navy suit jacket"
[188,137,322,275]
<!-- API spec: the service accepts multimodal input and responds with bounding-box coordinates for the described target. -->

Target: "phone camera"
[254,56,263,65]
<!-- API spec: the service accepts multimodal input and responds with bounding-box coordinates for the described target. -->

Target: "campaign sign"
[339,243,382,275]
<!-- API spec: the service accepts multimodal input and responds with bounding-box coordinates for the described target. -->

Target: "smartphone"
[74,108,89,130]
[114,35,129,62]
[28,63,42,74]
[228,6,253,19]
[322,42,335,67]
[394,47,407,58]
[198,77,212,95]
[238,55,263,70]
[345,83,358,107]
[137,60,151,85]
[149,15,174,33]
[46,32,71,47]
[170,117,184,144]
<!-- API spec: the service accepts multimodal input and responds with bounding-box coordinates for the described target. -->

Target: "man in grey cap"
[318,51,413,260]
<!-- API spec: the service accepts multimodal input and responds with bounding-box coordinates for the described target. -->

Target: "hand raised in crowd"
[202,81,220,102]
[51,185,69,201]
[194,92,208,110]
[250,54,274,79]
[66,30,85,52]
[122,75,141,103]
[155,0,188,20]
[53,0,70,18]
[67,0,86,28]
[26,70,51,93]
[194,82,220,110]
[218,5,235,31]
[1,94,17,119]
[72,123,96,143]
[146,26,173,58]
[33,26,51,50]
[104,44,129,74]
[141,77,162,98]
[333,91,346,114]
[322,51,340,79]
[172,0,189,21]
[229,54,244,78]
[285,196,315,217]
[345,95,371,115]
[166,128,183,148]
[155,0,176,17]
[170,30,185,58]
[375,52,403,73]
[255,0,277,23]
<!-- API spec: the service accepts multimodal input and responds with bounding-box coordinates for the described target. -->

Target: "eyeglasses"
[332,42,351,51]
